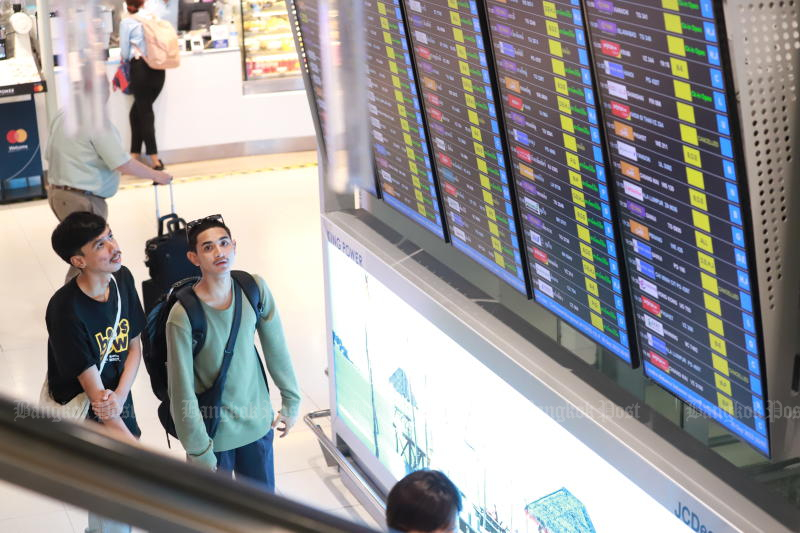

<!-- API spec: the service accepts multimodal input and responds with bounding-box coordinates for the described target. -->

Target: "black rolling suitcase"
[141,183,200,314]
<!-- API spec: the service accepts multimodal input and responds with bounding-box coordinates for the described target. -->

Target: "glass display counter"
[240,0,302,91]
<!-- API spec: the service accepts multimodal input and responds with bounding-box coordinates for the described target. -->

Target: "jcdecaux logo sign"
[674,501,714,533]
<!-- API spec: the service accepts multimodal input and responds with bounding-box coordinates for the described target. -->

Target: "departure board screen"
[293,0,328,140]
[402,0,528,293]
[485,1,633,363]
[365,0,446,238]
[584,0,768,454]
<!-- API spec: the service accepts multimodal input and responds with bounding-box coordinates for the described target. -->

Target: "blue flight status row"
[364,0,446,238]
[485,0,634,363]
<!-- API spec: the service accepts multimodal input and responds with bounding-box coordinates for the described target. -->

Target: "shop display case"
[240,0,303,92]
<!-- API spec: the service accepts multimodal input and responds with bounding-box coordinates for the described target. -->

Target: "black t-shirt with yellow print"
[46,265,144,436]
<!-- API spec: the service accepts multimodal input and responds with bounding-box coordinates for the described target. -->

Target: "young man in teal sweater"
[166,215,301,491]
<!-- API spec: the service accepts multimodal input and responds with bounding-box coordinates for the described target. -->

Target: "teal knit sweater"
[166,274,301,469]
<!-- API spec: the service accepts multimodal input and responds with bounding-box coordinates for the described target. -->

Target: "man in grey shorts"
[46,89,173,280]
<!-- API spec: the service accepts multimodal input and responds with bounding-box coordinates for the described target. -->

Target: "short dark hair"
[125,0,145,14]
[51,211,107,264]
[187,218,232,251]
[386,470,461,532]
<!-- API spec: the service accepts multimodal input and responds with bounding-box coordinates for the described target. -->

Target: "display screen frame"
[399,0,532,296]
[580,0,771,457]
[697,0,770,457]
[364,0,451,240]
[289,0,331,163]
[481,0,641,367]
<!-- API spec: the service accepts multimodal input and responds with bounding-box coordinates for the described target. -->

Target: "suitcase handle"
[154,182,175,220]
[158,213,187,236]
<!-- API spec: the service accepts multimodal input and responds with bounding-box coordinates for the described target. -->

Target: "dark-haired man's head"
[186,215,236,275]
[51,211,121,273]
[386,470,461,533]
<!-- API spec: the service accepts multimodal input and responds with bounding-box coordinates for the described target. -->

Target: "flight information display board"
[485,1,633,363]
[402,0,528,293]
[584,0,768,454]
[365,0,446,238]
[293,0,328,139]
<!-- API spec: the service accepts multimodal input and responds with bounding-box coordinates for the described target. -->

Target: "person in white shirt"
[46,77,173,281]
[120,0,166,170]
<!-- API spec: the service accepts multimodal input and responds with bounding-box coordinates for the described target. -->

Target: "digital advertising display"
[484,0,633,364]
[326,238,691,532]
[401,0,528,293]
[0,98,43,202]
[365,0,447,238]
[583,0,768,454]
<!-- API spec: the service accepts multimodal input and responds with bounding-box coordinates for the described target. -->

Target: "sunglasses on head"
[186,214,225,236]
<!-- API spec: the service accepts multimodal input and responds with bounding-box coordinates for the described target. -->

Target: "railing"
[304,409,386,515]
[0,394,381,533]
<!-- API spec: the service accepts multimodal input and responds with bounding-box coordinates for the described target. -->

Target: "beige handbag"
[38,275,121,422]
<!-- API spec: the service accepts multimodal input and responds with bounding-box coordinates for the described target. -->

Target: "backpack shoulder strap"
[230,271,271,393]
[231,271,263,316]
[175,286,206,357]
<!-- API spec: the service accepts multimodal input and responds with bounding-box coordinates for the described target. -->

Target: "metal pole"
[35,0,57,122]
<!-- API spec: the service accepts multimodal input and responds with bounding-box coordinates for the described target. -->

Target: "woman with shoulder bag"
[120,0,166,170]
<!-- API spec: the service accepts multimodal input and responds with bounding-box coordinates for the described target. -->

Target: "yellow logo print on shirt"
[94,319,130,359]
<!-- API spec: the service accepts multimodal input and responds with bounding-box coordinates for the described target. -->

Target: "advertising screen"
[365,0,447,238]
[401,0,528,293]
[484,1,634,364]
[327,239,690,532]
[583,0,768,454]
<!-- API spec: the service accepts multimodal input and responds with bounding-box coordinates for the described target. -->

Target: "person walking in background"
[386,470,462,533]
[121,0,167,170]
[46,77,172,282]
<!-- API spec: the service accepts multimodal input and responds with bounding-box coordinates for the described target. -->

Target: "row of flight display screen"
[294,0,769,456]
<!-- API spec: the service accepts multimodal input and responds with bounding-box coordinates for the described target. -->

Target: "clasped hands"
[91,389,124,420]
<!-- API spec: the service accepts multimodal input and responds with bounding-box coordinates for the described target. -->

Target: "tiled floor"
[0,154,379,531]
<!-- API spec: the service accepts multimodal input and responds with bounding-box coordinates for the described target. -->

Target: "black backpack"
[142,270,265,439]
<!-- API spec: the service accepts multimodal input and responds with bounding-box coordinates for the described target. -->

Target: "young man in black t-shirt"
[46,211,145,439]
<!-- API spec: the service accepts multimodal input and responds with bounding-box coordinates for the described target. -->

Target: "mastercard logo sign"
[6,129,28,144]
